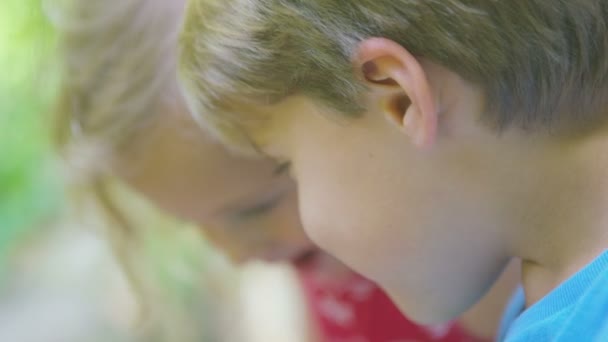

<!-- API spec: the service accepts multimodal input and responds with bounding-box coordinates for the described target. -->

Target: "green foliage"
[0,1,61,264]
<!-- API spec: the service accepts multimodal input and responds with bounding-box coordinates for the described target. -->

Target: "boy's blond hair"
[180,0,608,148]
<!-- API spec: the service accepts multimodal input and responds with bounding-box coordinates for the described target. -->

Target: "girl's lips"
[292,248,321,268]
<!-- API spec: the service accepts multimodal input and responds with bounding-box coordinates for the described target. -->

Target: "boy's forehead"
[213,96,323,159]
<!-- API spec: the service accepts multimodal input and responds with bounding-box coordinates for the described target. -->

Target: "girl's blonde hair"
[48,1,235,340]
[50,0,186,172]
[49,0,187,271]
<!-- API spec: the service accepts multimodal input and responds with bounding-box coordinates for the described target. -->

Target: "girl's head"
[53,0,314,265]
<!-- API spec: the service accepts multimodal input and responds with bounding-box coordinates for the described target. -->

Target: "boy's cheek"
[295,181,382,276]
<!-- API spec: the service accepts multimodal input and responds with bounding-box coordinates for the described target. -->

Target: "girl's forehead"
[112,107,284,217]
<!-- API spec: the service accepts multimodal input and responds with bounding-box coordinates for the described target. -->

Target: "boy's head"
[180,0,608,323]
[53,0,317,265]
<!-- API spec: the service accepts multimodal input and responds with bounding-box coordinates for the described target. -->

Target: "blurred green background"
[0,0,61,268]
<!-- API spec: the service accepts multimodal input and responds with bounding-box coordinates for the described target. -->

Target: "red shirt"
[297,265,488,342]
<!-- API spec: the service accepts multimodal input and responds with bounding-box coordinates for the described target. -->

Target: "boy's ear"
[355,38,438,148]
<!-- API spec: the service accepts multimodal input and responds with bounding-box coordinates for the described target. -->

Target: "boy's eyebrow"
[237,127,273,158]
[273,161,291,176]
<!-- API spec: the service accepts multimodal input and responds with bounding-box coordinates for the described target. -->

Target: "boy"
[179,1,608,340]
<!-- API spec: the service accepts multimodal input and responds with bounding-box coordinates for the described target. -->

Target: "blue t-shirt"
[499,250,608,341]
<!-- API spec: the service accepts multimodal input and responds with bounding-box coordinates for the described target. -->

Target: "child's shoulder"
[505,251,608,341]
[556,253,608,340]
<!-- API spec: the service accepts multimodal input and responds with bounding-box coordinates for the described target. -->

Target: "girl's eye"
[230,194,284,221]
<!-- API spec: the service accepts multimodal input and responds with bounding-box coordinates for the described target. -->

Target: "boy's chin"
[382,284,472,325]
[392,298,459,325]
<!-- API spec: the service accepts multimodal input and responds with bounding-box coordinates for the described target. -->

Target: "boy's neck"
[515,134,608,307]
